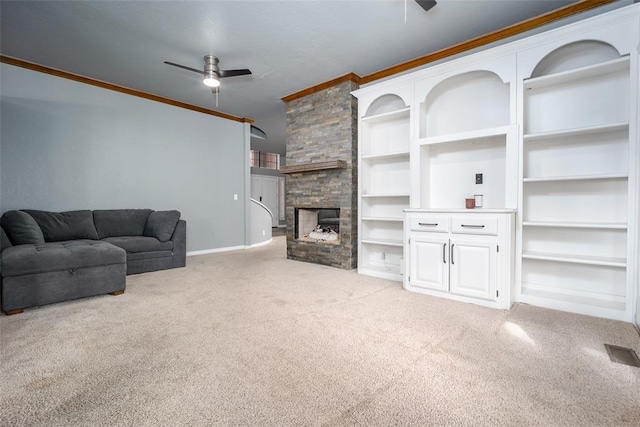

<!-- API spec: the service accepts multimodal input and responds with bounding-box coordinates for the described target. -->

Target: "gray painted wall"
[0,63,249,252]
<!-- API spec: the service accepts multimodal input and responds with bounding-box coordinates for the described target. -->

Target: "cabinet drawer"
[409,216,449,233]
[451,217,498,235]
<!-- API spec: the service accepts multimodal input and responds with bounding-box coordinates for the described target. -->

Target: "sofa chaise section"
[1,240,126,314]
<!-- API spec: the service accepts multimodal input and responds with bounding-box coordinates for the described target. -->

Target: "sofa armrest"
[171,220,186,268]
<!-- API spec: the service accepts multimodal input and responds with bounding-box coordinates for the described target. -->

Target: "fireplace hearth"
[295,208,340,244]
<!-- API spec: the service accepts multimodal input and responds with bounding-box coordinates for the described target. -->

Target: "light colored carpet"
[1,236,639,426]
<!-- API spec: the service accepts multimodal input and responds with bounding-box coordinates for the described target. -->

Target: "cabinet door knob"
[418,222,438,226]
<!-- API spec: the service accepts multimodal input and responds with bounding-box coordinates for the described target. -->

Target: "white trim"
[249,238,273,248]
[187,239,275,256]
[187,245,246,256]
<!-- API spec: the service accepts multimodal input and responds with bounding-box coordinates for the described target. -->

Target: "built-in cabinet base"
[404,210,515,310]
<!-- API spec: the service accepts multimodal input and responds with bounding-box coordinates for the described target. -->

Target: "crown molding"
[281,73,361,103]
[281,0,618,101]
[0,55,253,124]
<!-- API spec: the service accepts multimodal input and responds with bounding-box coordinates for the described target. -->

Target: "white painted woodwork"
[353,4,640,322]
[405,210,514,309]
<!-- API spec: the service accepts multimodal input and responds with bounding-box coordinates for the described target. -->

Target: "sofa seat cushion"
[102,236,173,254]
[1,240,125,277]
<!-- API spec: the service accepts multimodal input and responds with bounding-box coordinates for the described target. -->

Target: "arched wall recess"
[517,24,635,80]
[531,40,622,78]
[365,94,408,117]
[422,70,510,137]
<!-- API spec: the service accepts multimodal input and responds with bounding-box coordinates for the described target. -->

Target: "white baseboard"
[186,239,273,256]
[187,245,245,256]
[249,238,273,248]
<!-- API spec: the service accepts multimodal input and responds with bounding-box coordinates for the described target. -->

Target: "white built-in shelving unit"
[517,39,634,321]
[357,92,412,280]
[353,4,640,322]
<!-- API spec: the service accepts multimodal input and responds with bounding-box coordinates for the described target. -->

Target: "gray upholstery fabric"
[172,220,187,268]
[127,251,173,261]
[102,236,173,253]
[1,210,46,245]
[126,257,174,275]
[1,263,125,313]
[1,228,12,252]
[93,209,153,239]
[24,210,99,242]
[1,240,126,277]
[143,210,180,242]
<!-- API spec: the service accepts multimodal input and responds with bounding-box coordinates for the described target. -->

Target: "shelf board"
[524,56,630,90]
[418,125,512,146]
[361,107,410,123]
[358,267,403,282]
[361,151,410,160]
[280,160,347,174]
[523,173,628,183]
[523,121,629,142]
[520,282,627,313]
[522,251,626,268]
[361,238,404,247]
[361,193,410,198]
[522,221,627,230]
[361,216,404,223]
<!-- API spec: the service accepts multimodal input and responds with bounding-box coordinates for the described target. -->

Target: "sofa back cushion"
[143,210,181,242]
[2,227,16,251]
[1,210,46,245]
[23,210,99,242]
[93,209,153,239]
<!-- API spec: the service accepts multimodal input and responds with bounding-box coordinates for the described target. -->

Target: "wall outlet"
[476,173,483,184]
[234,194,238,200]
[262,230,266,236]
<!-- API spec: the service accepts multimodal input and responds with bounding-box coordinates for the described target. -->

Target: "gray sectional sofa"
[0,209,186,314]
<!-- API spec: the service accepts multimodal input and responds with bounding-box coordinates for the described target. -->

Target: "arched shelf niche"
[365,93,408,117]
[523,40,629,134]
[421,70,509,138]
[530,40,622,78]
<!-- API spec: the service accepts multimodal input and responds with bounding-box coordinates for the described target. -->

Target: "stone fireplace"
[282,77,359,269]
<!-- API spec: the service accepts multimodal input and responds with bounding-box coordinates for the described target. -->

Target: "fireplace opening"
[295,208,340,243]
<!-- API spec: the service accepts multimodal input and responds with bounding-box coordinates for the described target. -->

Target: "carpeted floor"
[1,236,639,426]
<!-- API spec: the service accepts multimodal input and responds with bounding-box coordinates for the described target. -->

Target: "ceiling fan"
[164,55,252,93]
[415,0,436,12]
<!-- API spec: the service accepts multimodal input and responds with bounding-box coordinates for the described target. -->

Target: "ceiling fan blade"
[218,69,252,78]
[415,0,437,12]
[164,61,204,75]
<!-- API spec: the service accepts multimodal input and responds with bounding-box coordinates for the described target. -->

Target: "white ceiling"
[0,1,622,155]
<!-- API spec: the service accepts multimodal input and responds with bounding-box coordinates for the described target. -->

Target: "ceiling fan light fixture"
[203,74,220,88]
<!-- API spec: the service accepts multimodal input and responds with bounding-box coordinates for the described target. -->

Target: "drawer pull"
[418,222,438,226]
[461,224,485,228]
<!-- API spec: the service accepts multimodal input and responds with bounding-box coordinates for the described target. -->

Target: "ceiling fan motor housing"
[204,55,220,77]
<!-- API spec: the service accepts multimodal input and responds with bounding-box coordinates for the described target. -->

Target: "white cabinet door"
[409,235,449,292]
[449,239,497,301]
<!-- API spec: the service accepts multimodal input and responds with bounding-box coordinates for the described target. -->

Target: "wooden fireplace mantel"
[280,160,347,174]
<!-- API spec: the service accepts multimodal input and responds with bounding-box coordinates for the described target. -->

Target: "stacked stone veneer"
[285,79,358,269]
